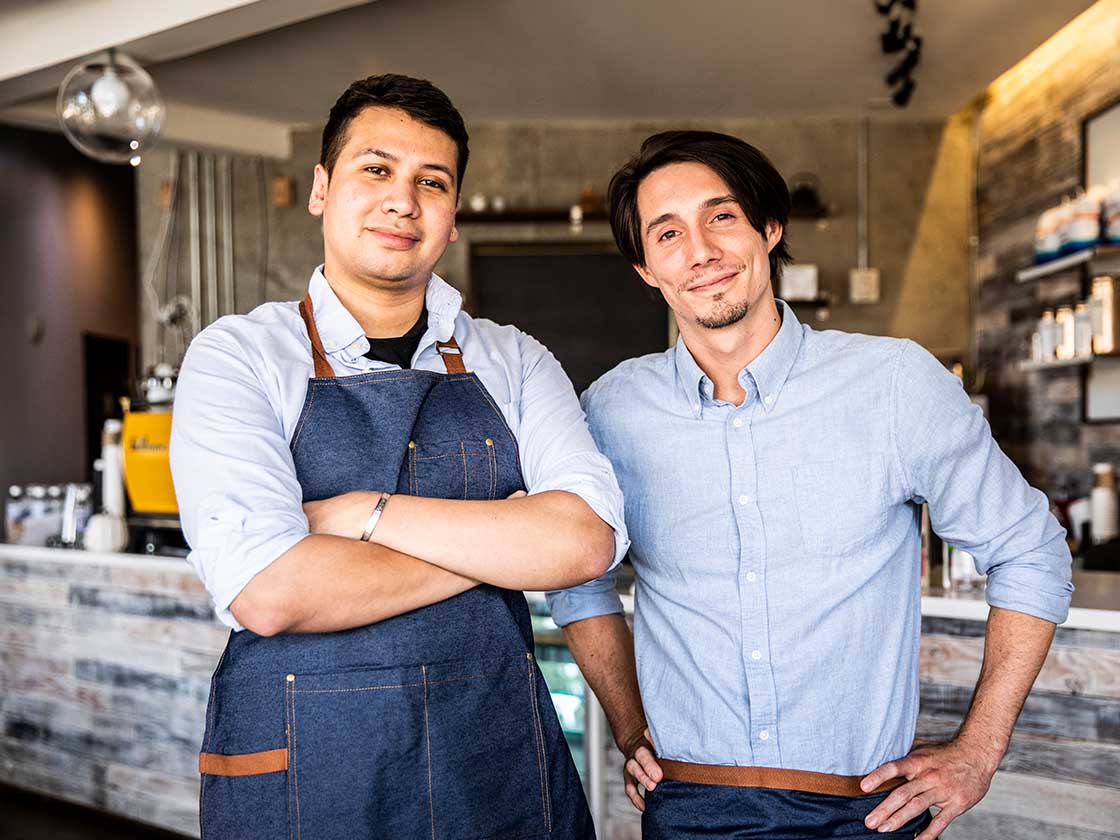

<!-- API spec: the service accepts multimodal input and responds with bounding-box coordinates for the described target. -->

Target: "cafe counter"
[1,544,1118,839]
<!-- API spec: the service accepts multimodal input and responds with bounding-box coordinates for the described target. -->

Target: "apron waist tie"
[658,759,905,797]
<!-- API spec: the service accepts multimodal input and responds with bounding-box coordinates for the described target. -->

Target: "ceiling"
[140,0,1096,124]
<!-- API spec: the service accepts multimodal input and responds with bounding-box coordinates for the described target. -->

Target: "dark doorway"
[471,242,669,395]
[83,333,132,479]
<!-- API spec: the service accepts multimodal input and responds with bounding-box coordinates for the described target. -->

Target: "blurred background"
[0,1,1118,837]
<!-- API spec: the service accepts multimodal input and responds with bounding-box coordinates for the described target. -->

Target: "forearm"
[352,490,615,590]
[562,613,648,752]
[229,534,478,635]
[957,606,1056,764]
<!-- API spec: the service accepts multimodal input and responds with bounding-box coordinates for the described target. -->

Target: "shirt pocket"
[407,437,499,501]
[792,453,891,557]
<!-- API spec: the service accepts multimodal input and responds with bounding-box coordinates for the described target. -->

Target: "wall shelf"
[1016,244,1120,283]
[1018,357,1092,372]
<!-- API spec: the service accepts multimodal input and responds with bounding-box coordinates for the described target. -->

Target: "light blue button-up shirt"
[548,302,1072,775]
[171,268,628,629]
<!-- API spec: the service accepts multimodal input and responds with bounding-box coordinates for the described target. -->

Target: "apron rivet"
[286,673,295,683]
[526,652,533,661]
[485,438,493,447]
[408,441,416,449]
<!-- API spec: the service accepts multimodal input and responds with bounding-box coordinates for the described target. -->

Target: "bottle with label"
[1091,463,1119,545]
[1055,306,1076,360]
[1039,310,1058,360]
[1075,302,1093,357]
[5,485,27,544]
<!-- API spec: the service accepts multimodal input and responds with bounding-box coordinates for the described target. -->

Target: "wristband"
[360,492,392,542]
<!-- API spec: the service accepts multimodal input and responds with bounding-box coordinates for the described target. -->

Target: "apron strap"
[298,293,336,379]
[300,291,467,376]
[436,338,468,374]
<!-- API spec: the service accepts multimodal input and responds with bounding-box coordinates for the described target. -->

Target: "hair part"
[608,130,793,280]
[319,73,470,192]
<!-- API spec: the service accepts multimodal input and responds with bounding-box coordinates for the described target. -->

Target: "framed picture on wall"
[1084,97,1120,188]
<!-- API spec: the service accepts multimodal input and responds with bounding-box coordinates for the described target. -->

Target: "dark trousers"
[642,780,933,839]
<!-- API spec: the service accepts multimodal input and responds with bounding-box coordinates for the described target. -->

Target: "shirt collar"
[672,300,804,417]
[748,300,803,411]
[308,266,463,362]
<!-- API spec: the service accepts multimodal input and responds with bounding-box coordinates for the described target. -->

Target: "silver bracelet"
[360,492,392,542]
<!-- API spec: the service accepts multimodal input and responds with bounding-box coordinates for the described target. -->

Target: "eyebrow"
[352,148,456,182]
[645,195,739,236]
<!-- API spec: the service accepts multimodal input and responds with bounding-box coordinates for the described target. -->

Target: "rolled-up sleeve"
[546,563,625,627]
[893,340,1073,623]
[514,330,629,570]
[170,324,309,630]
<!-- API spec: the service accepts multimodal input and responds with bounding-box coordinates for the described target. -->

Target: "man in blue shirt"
[548,131,1072,839]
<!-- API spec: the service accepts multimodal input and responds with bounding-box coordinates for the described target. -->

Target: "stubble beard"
[695,294,751,330]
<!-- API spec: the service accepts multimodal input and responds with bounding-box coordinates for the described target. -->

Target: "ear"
[308,164,329,217]
[634,263,659,290]
[449,224,460,244]
[765,221,784,252]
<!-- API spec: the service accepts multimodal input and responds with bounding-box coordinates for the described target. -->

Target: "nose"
[380,179,419,218]
[688,227,722,270]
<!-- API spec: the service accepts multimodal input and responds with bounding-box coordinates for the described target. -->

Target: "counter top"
[530,570,1120,633]
[5,544,1118,631]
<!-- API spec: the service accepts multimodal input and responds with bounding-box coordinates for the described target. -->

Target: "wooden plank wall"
[0,552,224,837]
[972,0,1120,498]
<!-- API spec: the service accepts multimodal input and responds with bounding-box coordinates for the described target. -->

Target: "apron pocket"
[409,438,499,500]
[199,764,290,840]
[426,653,551,839]
[288,655,549,840]
[288,663,430,839]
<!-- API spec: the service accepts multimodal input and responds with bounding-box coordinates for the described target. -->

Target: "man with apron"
[547,131,1073,839]
[170,75,628,839]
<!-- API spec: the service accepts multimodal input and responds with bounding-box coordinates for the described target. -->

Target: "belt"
[658,759,905,797]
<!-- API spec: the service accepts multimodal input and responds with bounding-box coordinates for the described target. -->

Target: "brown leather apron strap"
[199,748,289,776]
[436,337,468,374]
[658,759,904,797]
[300,291,467,376]
[299,293,336,379]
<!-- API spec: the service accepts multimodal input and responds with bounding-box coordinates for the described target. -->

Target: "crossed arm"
[231,489,615,636]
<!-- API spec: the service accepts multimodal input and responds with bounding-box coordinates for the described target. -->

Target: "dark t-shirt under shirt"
[363,307,428,369]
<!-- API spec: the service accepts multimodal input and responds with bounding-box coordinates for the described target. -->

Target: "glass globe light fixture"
[57,49,165,164]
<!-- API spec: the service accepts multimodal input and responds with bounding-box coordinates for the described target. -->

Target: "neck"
[677,296,782,405]
[323,263,427,338]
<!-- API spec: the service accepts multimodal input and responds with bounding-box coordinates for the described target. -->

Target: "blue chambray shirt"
[547,302,1072,775]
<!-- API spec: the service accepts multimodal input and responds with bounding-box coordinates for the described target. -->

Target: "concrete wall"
[135,116,971,370]
[0,124,138,517]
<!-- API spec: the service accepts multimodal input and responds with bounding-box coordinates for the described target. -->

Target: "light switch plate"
[849,267,881,304]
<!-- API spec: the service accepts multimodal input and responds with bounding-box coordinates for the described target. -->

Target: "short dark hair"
[608,130,793,279]
[320,74,470,192]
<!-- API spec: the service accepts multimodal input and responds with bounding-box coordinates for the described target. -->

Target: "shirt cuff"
[546,572,625,627]
[187,503,310,631]
[984,564,1074,625]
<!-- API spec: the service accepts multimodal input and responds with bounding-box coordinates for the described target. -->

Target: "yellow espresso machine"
[121,365,185,554]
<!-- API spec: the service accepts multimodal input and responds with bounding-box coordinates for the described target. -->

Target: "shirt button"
[746,571,757,582]
[759,729,770,741]
[738,494,750,506]
[733,418,744,428]
[764,395,775,406]
[751,649,762,660]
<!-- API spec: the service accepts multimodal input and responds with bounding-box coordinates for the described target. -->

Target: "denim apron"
[197,294,594,839]
[643,782,932,839]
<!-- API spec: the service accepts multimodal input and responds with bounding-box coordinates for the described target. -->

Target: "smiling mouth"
[686,271,738,293]
[367,228,421,248]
